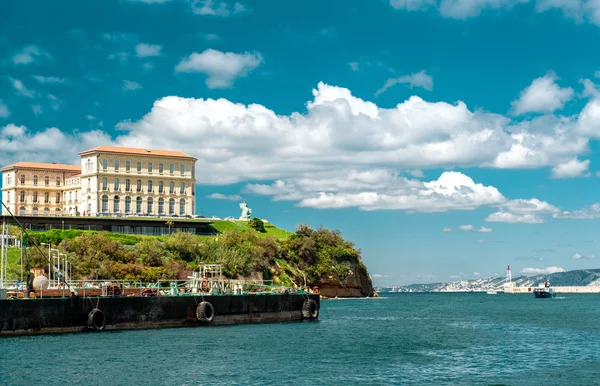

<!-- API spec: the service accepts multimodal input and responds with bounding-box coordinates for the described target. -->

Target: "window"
[56,176,61,186]
[125,197,131,213]
[102,195,108,212]
[33,175,38,186]
[159,163,164,174]
[136,197,142,213]
[136,179,142,192]
[114,160,119,172]
[32,207,38,216]
[69,192,72,202]
[113,196,120,212]
[44,208,50,216]
[56,192,61,204]
[179,199,185,215]
[55,208,61,216]
[168,198,175,214]
[20,174,25,184]
[180,182,185,194]
[6,193,9,203]
[20,191,25,203]
[148,162,153,173]
[44,192,49,204]
[159,181,164,193]
[169,181,174,194]
[158,198,164,214]
[102,159,108,171]
[44,176,49,186]
[33,192,38,203]
[114,178,119,190]
[125,179,131,192]
[180,164,184,175]
[86,159,93,172]
[19,207,26,216]
[102,177,108,190]
[147,197,153,213]
[125,160,131,172]
[87,178,90,191]
[170,163,175,174]
[148,180,153,192]
[137,161,142,172]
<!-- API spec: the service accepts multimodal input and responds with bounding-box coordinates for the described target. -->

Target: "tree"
[249,217,266,233]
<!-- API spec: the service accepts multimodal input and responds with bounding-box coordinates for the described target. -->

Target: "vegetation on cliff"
[4,221,375,295]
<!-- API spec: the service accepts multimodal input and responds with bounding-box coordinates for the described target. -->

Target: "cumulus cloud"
[371,273,389,278]
[511,72,574,115]
[485,211,545,224]
[442,227,452,232]
[522,266,566,275]
[135,43,162,57]
[206,193,243,201]
[12,45,50,65]
[553,203,600,219]
[572,253,595,260]
[550,158,590,178]
[459,224,492,232]
[0,99,9,118]
[123,80,142,91]
[375,70,433,95]
[191,0,247,16]
[175,49,262,88]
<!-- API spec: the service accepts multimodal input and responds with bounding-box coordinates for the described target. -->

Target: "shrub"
[249,217,266,233]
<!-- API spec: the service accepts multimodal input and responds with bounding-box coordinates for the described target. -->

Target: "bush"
[249,217,266,233]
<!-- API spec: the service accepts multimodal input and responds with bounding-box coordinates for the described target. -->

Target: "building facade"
[1,146,198,217]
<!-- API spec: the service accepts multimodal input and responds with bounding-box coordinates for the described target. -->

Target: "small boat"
[533,281,555,298]
[486,290,497,295]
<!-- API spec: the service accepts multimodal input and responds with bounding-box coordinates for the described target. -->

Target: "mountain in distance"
[378,269,600,293]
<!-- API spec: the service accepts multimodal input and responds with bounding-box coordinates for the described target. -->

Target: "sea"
[1,293,600,385]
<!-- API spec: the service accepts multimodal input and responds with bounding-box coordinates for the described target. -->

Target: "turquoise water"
[1,293,600,385]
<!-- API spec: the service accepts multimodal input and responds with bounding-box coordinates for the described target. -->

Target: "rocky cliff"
[318,261,376,298]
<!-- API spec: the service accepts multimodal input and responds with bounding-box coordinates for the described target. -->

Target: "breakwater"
[0,293,320,336]
[504,286,600,294]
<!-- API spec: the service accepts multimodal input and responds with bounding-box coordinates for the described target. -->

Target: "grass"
[209,220,293,239]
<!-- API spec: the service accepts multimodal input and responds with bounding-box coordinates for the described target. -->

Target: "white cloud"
[102,33,138,42]
[123,80,142,91]
[416,274,436,279]
[580,78,600,99]
[459,224,492,232]
[371,273,389,278]
[442,227,452,232]
[572,253,595,260]
[375,70,433,95]
[511,72,574,115]
[503,198,559,214]
[12,45,50,65]
[32,75,66,84]
[10,78,35,98]
[199,33,220,41]
[207,193,243,201]
[553,203,600,219]
[175,49,263,88]
[86,115,96,120]
[47,94,62,111]
[551,158,590,179]
[485,211,545,224]
[0,99,9,118]
[348,62,360,71]
[389,0,436,11]
[31,105,42,115]
[135,43,162,57]
[522,266,566,275]
[191,0,247,16]
[473,272,481,276]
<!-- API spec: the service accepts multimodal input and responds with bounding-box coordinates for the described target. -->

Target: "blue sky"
[3,0,600,285]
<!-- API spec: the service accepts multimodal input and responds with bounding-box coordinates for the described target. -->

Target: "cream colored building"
[1,146,197,217]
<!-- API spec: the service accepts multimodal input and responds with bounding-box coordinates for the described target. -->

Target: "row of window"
[13,175,62,186]
[17,207,61,216]
[101,195,187,215]
[101,178,187,194]
[101,159,186,175]
[11,191,61,204]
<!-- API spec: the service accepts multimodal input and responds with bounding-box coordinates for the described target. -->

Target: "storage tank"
[33,276,50,290]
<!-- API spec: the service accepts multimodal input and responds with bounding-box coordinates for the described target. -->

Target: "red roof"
[1,162,81,172]
[79,146,196,159]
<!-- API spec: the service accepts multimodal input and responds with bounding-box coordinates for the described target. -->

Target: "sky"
[2,0,600,286]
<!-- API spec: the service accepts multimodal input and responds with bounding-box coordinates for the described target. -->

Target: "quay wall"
[0,293,320,336]
[503,286,600,294]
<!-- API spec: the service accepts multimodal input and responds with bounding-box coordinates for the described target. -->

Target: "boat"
[0,204,320,337]
[486,290,497,295]
[533,280,555,299]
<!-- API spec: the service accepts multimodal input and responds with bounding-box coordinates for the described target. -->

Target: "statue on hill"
[239,200,252,220]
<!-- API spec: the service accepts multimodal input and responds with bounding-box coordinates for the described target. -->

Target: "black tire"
[302,299,319,319]
[196,301,215,323]
[87,308,105,331]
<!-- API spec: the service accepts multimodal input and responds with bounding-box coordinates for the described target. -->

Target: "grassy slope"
[209,220,293,239]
